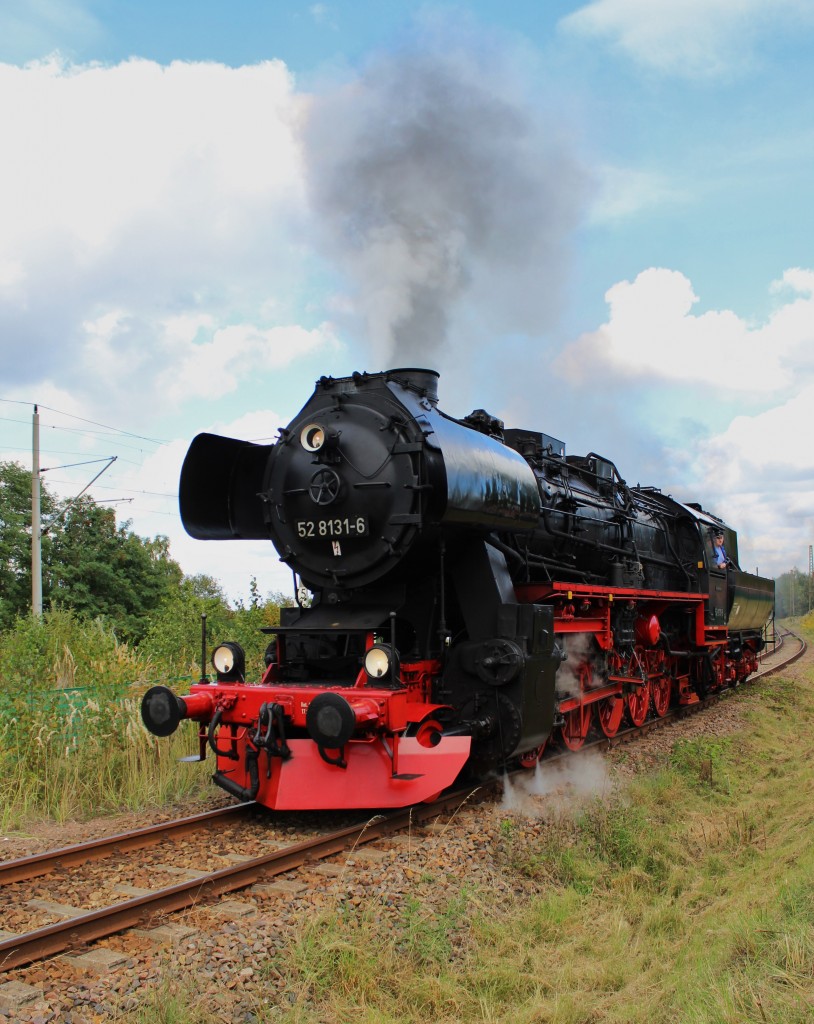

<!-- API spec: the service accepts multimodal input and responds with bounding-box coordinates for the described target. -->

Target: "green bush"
[0,606,149,697]
[0,579,294,827]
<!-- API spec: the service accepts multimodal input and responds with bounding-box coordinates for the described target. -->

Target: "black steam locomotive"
[141,368,774,809]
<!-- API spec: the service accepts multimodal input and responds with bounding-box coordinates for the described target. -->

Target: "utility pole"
[31,405,42,617]
[809,545,813,614]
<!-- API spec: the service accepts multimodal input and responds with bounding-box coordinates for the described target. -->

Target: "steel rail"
[0,786,476,972]
[1,631,804,972]
[0,803,255,886]
[754,629,806,677]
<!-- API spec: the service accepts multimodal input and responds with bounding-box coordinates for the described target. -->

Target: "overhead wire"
[0,398,168,445]
[1,399,184,525]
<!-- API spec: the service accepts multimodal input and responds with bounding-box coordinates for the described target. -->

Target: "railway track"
[1,629,804,974]
[0,787,475,972]
[0,803,255,886]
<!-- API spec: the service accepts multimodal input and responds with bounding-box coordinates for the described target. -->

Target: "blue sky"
[1,0,813,597]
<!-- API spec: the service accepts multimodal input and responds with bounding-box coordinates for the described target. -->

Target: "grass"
[122,972,214,1024]
[13,615,814,1023]
[258,618,814,1024]
[0,689,208,829]
[0,610,210,829]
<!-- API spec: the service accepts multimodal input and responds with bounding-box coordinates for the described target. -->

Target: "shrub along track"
[0,630,802,988]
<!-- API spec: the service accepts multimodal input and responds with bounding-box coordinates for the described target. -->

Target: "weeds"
[267,631,814,1024]
[0,688,205,828]
[118,969,212,1024]
[671,736,734,793]
[0,610,208,828]
[279,889,475,1020]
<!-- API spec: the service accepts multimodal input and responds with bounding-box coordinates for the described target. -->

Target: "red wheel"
[651,675,671,718]
[626,680,650,727]
[560,704,591,750]
[558,661,593,750]
[596,695,624,738]
[414,719,443,749]
[519,742,547,768]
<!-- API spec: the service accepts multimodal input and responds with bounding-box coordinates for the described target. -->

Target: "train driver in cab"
[712,529,728,569]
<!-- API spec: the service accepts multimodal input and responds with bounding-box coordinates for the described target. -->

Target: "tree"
[774,568,811,618]
[140,576,294,679]
[0,462,57,631]
[48,497,183,642]
[0,461,184,639]
[139,574,238,675]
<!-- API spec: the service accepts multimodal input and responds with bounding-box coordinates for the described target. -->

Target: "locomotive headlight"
[364,644,399,682]
[300,423,326,452]
[212,641,245,681]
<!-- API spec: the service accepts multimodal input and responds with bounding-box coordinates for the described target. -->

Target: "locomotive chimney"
[386,367,440,404]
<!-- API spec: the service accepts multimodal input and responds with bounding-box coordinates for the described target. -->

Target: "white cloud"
[0,54,342,604]
[675,384,814,574]
[0,56,303,251]
[561,0,814,77]
[157,321,337,402]
[695,385,814,493]
[556,267,814,393]
[0,56,315,412]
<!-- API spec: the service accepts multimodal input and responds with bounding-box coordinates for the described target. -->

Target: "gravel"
[0,652,803,1024]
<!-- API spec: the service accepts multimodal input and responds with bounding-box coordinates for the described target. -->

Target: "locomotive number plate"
[296,517,369,539]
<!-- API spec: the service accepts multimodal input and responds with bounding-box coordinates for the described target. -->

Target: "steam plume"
[301,32,590,365]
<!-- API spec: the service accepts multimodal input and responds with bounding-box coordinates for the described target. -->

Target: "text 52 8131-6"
[296,517,369,539]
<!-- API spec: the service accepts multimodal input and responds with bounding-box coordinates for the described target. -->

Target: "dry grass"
[0,687,207,829]
[266,620,814,1024]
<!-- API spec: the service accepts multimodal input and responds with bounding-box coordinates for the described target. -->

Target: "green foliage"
[48,498,183,643]
[0,461,57,630]
[0,608,207,826]
[670,737,733,793]
[775,567,813,618]
[138,574,235,677]
[0,606,146,695]
[139,574,291,679]
[0,459,292,675]
[400,887,470,965]
[0,689,205,826]
[0,460,184,639]
[0,580,294,825]
[281,887,473,1012]
[124,975,212,1024]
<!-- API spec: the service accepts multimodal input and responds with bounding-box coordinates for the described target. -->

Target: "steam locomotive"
[141,368,775,810]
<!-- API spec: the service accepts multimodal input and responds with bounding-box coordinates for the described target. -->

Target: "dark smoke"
[301,34,591,366]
